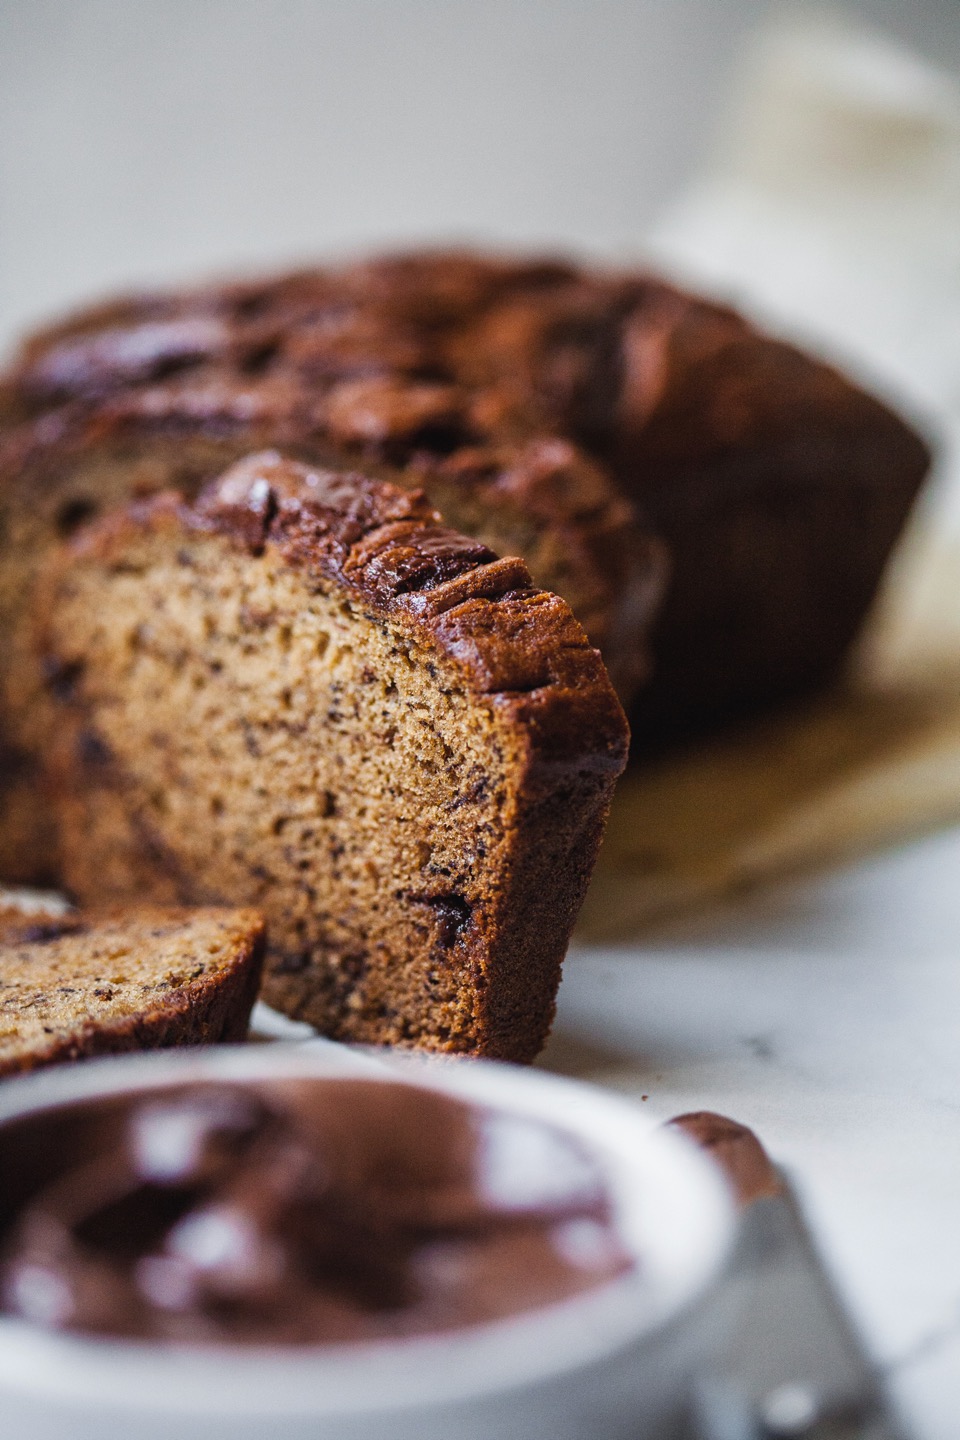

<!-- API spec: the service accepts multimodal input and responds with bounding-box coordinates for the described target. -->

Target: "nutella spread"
[0,1079,632,1345]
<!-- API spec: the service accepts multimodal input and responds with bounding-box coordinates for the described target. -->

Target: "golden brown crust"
[61,451,628,775]
[605,283,933,737]
[0,905,265,1077]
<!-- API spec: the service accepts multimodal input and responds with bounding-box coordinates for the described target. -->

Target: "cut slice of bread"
[0,905,265,1077]
[36,452,630,1061]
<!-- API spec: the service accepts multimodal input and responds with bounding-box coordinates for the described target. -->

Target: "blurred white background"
[2,0,960,346]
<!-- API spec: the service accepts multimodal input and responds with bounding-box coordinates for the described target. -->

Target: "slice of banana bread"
[35,452,629,1061]
[0,905,264,1077]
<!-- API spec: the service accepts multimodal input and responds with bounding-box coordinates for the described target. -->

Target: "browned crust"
[3,250,581,417]
[0,906,265,1078]
[2,253,931,477]
[0,375,657,683]
[69,451,630,780]
[606,284,932,737]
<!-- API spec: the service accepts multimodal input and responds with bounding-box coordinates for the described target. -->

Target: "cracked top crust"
[73,451,630,781]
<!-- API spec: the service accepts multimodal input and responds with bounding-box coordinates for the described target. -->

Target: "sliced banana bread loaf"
[0,905,264,1077]
[6,248,930,741]
[35,452,629,1061]
[0,249,930,878]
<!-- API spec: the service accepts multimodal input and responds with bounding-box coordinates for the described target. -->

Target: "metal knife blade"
[669,1115,908,1440]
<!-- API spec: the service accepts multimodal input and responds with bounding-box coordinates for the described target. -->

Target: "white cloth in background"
[646,10,960,534]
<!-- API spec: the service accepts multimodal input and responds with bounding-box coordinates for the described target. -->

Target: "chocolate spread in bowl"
[0,1079,634,1345]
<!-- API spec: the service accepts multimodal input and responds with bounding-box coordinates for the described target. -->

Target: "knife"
[670,1113,909,1440]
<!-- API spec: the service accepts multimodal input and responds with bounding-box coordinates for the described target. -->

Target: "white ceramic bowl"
[0,1045,736,1440]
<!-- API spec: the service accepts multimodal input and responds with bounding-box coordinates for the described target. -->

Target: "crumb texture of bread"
[0,905,265,1077]
[36,453,629,1062]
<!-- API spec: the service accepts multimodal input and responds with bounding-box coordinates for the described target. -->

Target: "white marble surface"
[546,823,960,1438]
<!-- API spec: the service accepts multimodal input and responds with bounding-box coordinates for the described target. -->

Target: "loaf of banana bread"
[6,248,929,738]
[0,249,930,881]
